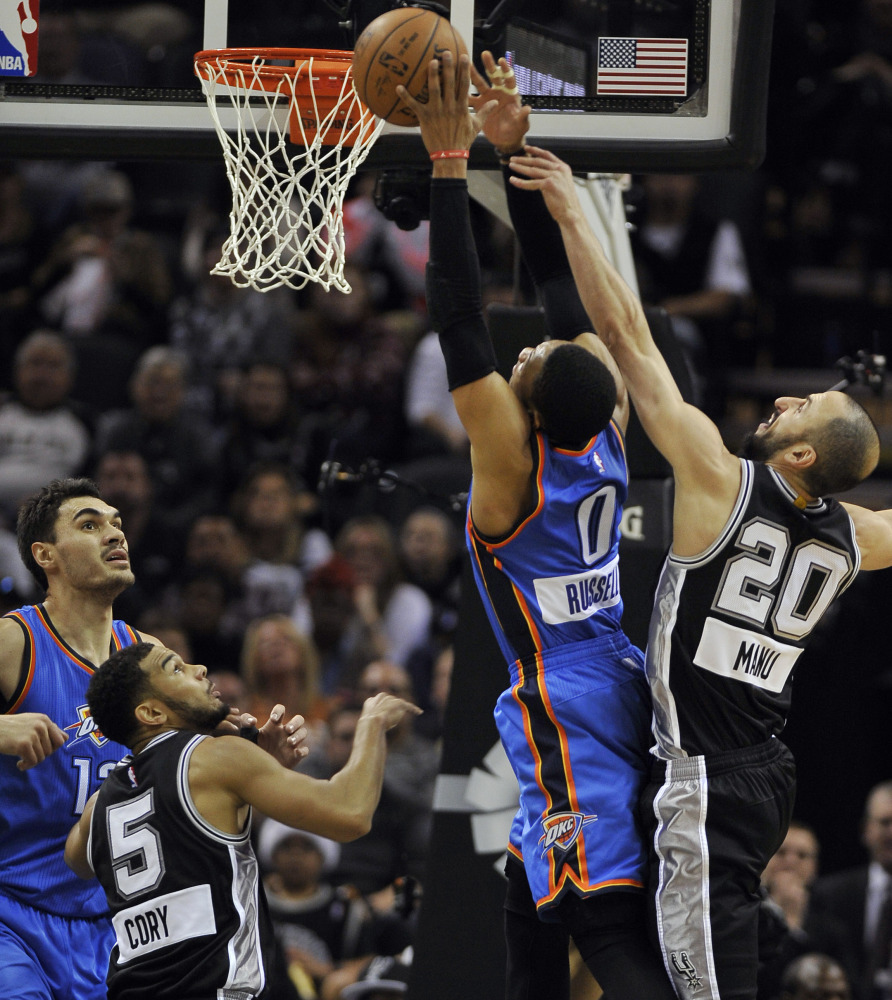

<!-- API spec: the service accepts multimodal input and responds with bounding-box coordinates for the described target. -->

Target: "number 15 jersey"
[648,458,859,759]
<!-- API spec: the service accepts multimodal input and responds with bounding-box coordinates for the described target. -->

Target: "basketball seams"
[380,16,441,123]
[352,8,465,126]
[356,9,428,121]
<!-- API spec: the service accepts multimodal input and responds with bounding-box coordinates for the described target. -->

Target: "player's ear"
[135,698,167,728]
[31,540,54,572]
[783,442,816,470]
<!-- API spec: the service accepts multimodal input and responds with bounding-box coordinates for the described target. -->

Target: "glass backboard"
[0,0,775,171]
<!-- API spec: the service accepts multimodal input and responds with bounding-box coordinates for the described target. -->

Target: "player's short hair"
[530,344,617,447]
[87,642,155,749]
[16,477,103,591]
[803,395,879,495]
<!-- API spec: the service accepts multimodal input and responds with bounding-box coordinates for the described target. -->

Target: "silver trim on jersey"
[222,842,266,995]
[647,559,687,759]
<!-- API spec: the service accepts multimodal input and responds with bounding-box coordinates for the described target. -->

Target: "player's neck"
[42,590,116,665]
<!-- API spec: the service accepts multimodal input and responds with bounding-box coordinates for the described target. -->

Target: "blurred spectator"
[0,162,43,350]
[0,516,39,605]
[337,954,412,999]
[397,506,461,631]
[95,345,220,533]
[780,953,852,1000]
[334,515,433,671]
[32,169,172,350]
[181,511,252,592]
[811,781,892,1000]
[305,555,374,698]
[324,660,437,898]
[290,263,418,470]
[414,642,453,745]
[217,367,315,501]
[397,506,461,713]
[258,819,347,998]
[240,614,328,739]
[168,226,293,421]
[173,568,243,673]
[230,462,332,631]
[134,611,194,663]
[258,817,409,1000]
[93,448,180,616]
[0,330,91,520]
[760,821,858,1000]
[629,172,754,416]
[402,329,469,461]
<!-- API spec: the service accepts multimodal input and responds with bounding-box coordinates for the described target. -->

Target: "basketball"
[351,7,467,127]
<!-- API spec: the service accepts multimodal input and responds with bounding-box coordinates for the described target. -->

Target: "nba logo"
[0,0,39,77]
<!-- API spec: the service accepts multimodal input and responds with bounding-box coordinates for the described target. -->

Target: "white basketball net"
[195,52,384,293]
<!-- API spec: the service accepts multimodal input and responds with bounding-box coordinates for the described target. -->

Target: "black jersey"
[648,459,859,758]
[88,730,272,1000]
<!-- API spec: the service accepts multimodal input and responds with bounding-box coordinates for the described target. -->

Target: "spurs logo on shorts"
[670,951,703,991]
[537,811,598,858]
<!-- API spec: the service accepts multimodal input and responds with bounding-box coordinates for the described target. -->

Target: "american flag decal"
[596,37,688,96]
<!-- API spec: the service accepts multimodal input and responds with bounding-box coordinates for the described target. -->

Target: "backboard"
[0,0,775,171]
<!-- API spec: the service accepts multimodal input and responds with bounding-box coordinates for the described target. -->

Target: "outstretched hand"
[360,692,423,731]
[397,50,497,157]
[505,144,583,226]
[469,51,531,155]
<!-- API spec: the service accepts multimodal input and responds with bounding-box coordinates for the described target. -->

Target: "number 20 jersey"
[467,424,628,667]
[647,458,859,759]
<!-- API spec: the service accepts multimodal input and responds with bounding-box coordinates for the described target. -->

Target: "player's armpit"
[842,503,892,571]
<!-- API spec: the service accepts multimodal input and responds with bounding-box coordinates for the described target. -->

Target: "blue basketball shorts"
[494,631,653,919]
[0,893,114,1000]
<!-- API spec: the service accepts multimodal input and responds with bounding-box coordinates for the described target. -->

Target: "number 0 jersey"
[0,604,136,918]
[89,730,272,1000]
[467,423,628,671]
[648,459,859,758]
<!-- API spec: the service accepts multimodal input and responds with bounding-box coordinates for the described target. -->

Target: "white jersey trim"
[667,459,753,569]
[176,734,251,846]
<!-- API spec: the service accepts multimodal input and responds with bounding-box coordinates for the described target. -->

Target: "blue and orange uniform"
[0,604,138,1000]
[467,422,653,916]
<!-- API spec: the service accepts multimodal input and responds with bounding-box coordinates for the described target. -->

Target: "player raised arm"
[507,145,742,550]
[470,52,629,432]
[398,53,538,537]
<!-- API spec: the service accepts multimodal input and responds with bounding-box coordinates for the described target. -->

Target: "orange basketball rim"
[194,47,378,146]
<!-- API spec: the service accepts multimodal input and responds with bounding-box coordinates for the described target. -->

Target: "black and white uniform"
[643,459,859,1000]
[88,731,272,1000]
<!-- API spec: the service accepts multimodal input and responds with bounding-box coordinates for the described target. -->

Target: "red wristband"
[430,149,470,160]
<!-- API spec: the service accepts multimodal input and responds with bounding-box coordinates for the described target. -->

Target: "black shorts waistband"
[652,737,792,782]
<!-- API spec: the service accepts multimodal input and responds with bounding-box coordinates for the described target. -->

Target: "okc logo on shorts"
[65,704,108,747]
[538,810,598,858]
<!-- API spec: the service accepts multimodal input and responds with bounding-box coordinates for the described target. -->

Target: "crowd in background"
[3,0,892,997]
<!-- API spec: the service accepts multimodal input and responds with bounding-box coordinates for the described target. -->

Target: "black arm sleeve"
[502,164,594,341]
[426,178,498,391]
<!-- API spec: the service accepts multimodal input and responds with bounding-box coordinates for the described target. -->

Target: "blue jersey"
[0,604,138,919]
[467,423,629,670]
[468,424,652,914]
